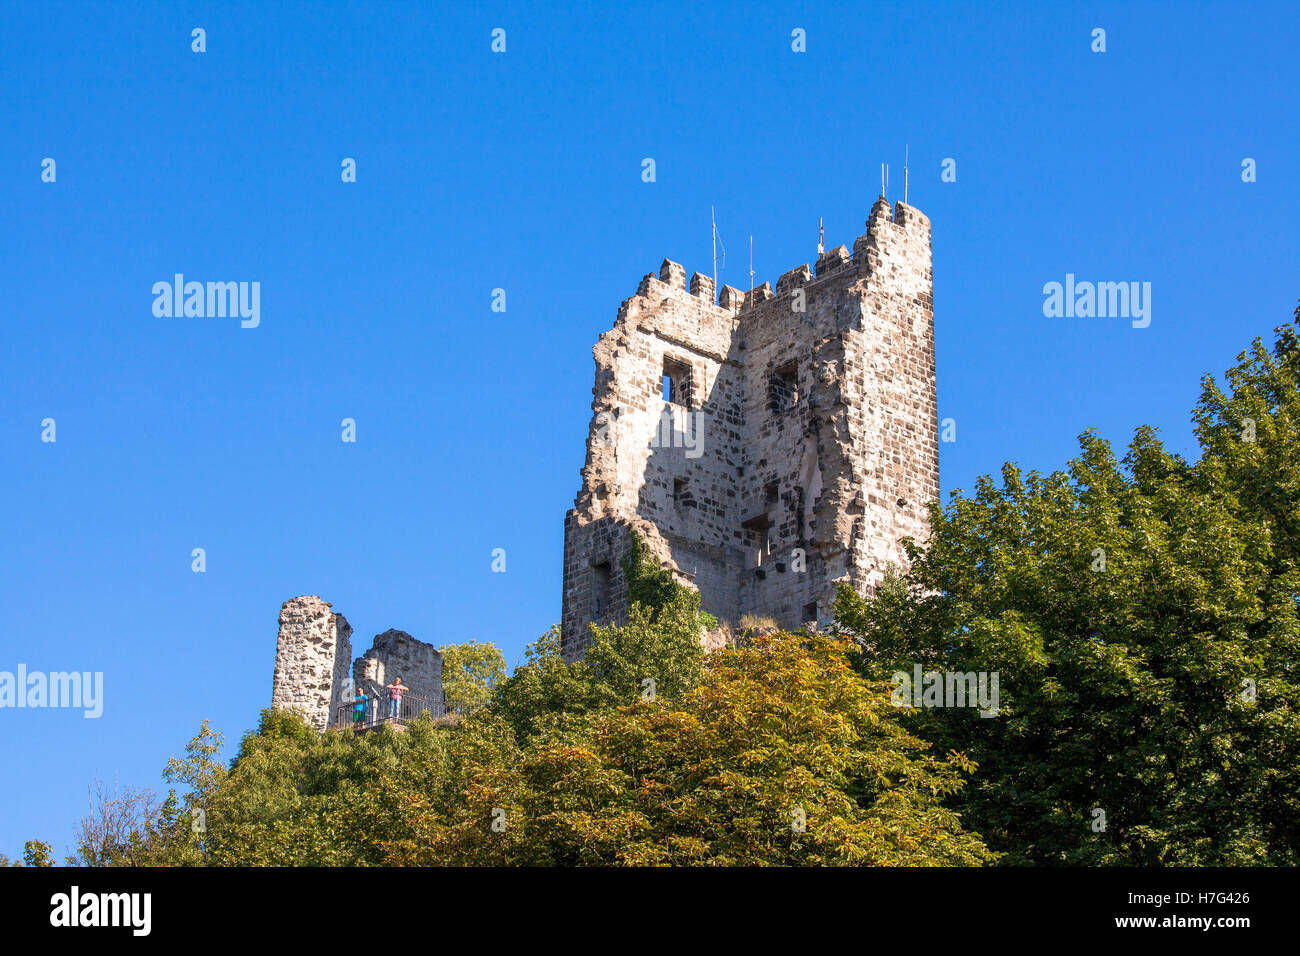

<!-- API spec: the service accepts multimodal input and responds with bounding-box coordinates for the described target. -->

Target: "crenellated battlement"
[626,199,931,317]
[776,264,812,295]
[659,258,687,289]
[741,282,774,311]
[718,285,744,313]
[689,271,715,302]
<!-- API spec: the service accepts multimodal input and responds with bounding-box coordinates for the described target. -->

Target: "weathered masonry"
[561,197,938,661]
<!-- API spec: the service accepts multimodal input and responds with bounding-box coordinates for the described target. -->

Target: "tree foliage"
[492,531,708,741]
[77,629,986,866]
[835,311,1300,865]
[22,840,54,868]
[439,640,507,710]
[382,630,989,866]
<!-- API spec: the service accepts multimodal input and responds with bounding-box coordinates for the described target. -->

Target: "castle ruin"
[561,196,938,660]
[270,595,445,732]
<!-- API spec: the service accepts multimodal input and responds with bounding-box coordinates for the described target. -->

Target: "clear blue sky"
[1,1,1296,860]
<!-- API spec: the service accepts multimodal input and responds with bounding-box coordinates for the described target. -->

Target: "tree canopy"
[836,310,1300,865]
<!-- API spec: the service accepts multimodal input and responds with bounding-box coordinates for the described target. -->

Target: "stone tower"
[561,197,937,660]
[270,596,354,732]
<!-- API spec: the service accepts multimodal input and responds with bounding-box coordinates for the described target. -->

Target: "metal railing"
[333,693,480,731]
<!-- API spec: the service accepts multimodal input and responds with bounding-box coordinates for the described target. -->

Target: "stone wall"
[353,628,443,708]
[561,198,938,660]
[270,595,353,732]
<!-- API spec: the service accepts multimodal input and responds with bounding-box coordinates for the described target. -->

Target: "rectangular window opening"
[591,560,612,617]
[673,477,689,510]
[663,357,693,408]
[742,514,771,568]
[769,360,800,413]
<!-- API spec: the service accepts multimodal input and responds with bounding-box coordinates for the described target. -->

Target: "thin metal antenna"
[749,235,755,293]
[817,217,824,255]
[904,145,909,205]
[712,206,726,287]
[886,163,890,200]
[881,163,885,197]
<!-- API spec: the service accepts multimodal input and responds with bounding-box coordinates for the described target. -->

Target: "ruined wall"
[271,595,353,732]
[353,628,444,708]
[562,198,937,660]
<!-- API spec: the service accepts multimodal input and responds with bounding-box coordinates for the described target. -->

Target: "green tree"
[490,625,599,743]
[185,707,455,866]
[836,311,1300,865]
[493,532,709,740]
[583,601,705,710]
[387,629,989,865]
[22,840,54,868]
[79,616,981,866]
[137,719,230,865]
[439,640,507,710]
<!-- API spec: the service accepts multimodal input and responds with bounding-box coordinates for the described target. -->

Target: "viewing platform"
[333,694,479,733]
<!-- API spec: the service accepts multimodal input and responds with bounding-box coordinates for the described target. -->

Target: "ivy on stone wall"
[621,530,699,620]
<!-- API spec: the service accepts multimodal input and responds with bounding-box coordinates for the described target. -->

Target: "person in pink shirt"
[386,677,406,719]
